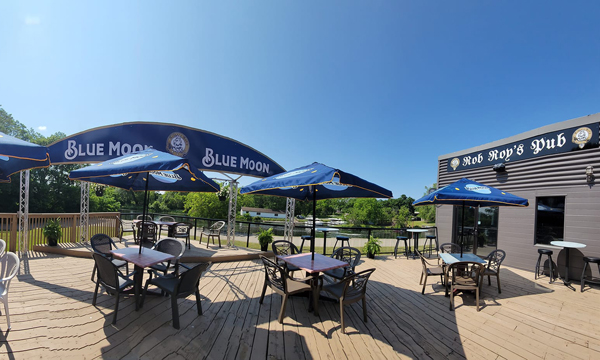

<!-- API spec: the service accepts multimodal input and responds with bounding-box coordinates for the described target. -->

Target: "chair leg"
[421,275,428,295]
[3,300,10,330]
[218,235,221,248]
[419,271,424,285]
[91,265,97,282]
[93,281,100,305]
[449,288,454,311]
[196,290,203,315]
[549,256,554,283]
[171,295,180,329]
[394,239,399,259]
[278,294,288,324]
[113,293,120,324]
[497,275,501,293]
[476,288,480,312]
[362,297,367,323]
[259,281,268,304]
[199,233,203,245]
[488,275,491,286]
[340,301,345,334]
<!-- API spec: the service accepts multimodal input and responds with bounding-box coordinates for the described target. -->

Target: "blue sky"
[1,1,599,199]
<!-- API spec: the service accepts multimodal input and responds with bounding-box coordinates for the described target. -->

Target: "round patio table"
[407,229,429,259]
[550,241,586,288]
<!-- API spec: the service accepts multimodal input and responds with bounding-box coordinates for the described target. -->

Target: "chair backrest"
[331,247,361,271]
[271,240,300,256]
[260,255,287,293]
[415,250,434,271]
[486,249,506,273]
[440,243,461,253]
[117,216,133,231]
[137,214,153,221]
[176,262,211,297]
[92,252,119,292]
[153,238,185,259]
[159,216,176,222]
[340,268,375,301]
[211,221,226,231]
[173,222,192,236]
[136,221,158,238]
[448,261,484,287]
[0,239,6,256]
[0,252,20,294]
[90,233,117,256]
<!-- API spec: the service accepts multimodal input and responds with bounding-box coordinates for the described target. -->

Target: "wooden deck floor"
[1,251,599,359]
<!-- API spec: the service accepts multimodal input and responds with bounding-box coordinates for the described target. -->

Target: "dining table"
[316,227,339,255]
[407,228,429,259]
[439,253,487,297]
[133,220,178,237]
[276,252,348,315]
[109,246,175,309]
[550,240,587,288]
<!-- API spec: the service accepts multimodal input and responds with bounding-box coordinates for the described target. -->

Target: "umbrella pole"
[311,186,316,261]
[140,171,150,254]
[460,201,465,257]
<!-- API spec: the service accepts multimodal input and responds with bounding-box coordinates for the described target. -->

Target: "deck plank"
[1,251,600,359]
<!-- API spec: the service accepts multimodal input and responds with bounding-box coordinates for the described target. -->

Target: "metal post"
[80,181,90,242]
[226,180,238,248]
[18,170,30,253]
[284,197,296,242]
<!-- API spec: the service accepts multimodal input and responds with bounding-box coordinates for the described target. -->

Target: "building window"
[535,196,565,245]
[256,212,261,215]
[274,214,278,217]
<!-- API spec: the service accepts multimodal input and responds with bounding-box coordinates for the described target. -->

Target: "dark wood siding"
[436,122,600,272]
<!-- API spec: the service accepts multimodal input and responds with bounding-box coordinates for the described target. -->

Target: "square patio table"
[276,252,348,315]
[110,246,175,310]
[439,253,486,297]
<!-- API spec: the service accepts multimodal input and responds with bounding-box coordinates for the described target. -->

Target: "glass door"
[453,206,499,255]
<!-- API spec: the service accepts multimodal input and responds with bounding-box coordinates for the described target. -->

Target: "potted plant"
[363,235,381,259]
[43,218,63,246]
[217,186,228,201]
[258,227,274,252]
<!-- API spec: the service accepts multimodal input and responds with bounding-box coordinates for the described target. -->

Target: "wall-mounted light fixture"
[492,163,506,172]
[586,165,594,183]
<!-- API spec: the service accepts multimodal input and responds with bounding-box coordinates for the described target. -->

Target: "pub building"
[436,112,600,274]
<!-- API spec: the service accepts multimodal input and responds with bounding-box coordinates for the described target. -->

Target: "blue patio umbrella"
[241,162,393,259]
[0,131,50,182]
[69,149,219,253]
[412,177,529,256]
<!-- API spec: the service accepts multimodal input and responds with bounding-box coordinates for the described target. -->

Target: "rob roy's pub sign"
[447,123,599,172]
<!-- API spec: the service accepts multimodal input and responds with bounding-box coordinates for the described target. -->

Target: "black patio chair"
[172,222,193,249]
[90,233,128,281]
[482,249,506,293]
[158,216,176,239]
[271,240,301,275]
[148,238,187,281]
[323,247,361,281]
[92,253,136,324]
[141,262,211,329]
[321,268,376,334]
[135,221,158,246]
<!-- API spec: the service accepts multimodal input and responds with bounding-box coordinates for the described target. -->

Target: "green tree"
[345,198,389,226]
[184,192,229,219]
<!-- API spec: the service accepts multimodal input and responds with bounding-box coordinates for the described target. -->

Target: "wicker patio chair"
[90,233,128,281]
[0,252,20,329]
[200,221,225,248]
[172,222,193,249]
[321,268,376,334]
[136,214,153,221]
[117,216,135,242]
[141,262,211,329]
[92,253,136,324]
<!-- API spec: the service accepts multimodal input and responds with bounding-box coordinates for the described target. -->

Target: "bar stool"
[580,256,600,292]
[299,235,312,253]
[535,248,555,283]
[394,236,409,259]
[333,236,350,252]
[423,235,438,258]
